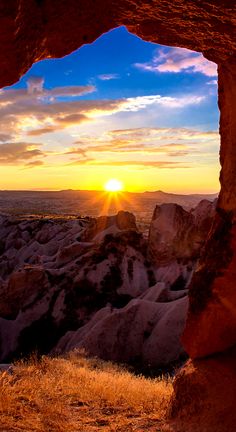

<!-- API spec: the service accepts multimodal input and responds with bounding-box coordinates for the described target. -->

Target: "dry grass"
[0,351,173,432]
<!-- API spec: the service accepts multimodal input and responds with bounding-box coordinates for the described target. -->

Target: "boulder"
[148,202,215,266]
[169,346,236,432]
[55,296,188,367]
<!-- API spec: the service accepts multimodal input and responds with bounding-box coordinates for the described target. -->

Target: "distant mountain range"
[0,189,218,222]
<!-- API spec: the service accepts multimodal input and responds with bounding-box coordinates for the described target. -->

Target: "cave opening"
[0,26,219,210]
[0,25,221,364]
[0,2,235,428]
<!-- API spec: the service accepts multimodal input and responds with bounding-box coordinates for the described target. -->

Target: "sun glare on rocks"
[105,179,123,192]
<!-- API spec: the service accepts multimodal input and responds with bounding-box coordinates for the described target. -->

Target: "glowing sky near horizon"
[0,26,220,193]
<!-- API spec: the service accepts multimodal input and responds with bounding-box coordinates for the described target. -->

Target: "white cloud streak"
[98,73,120,81]
[135,47,217,77]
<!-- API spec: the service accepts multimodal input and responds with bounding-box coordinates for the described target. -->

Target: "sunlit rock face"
[148,201,215,265]
[182,210,236,358]
[0,1,235,88]
[147,201,216,292]
[182,59,236,360]
[169,346,236,432]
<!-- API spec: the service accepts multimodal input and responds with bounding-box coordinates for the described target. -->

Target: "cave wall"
[182,57,236,358]
[0,0,235,89]
[0,0,236,360]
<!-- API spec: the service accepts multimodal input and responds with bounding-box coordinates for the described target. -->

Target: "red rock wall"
[0,0,235,361]
[0,1,235,88]
[182,58,236,358]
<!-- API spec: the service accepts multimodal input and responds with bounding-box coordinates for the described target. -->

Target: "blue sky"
[0,26,219,192]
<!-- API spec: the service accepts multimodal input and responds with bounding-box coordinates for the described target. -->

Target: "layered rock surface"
[0,202,215,365]
[0,1,235,89]
[169,347,236,432]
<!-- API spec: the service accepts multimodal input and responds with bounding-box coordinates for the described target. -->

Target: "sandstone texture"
[182,58,236,360]
[0,1,235,89]
[0,203,214,363]
[148,200,215,266]
[169,347,236,432]
[55,292,188,368]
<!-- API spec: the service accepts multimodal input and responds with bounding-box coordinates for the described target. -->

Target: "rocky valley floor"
[0,199,216,368]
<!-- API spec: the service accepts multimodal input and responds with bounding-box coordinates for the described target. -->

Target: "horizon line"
[0,188,219,196]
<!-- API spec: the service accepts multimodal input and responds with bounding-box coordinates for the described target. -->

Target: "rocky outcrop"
[0,265,50,318]
[0,203,211,364]
[147,201,215,291]
[169,346,236,432]
[80,211,137,242]
[55,295,188,368]
[182,210,236,358]
[0,211,155,361]
[148,201,215,266]
[148,204,196,265]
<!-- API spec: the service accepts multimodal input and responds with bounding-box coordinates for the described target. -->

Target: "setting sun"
[105,179,123,192]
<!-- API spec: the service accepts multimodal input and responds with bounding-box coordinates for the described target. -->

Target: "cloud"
[0,133,13,142]
[64,126,219,169]
[98,74,120,81]
[0,78,206,140]
[27,127,57,136]
[68,158,190,169]
[135,47,217,77]
[0,142,44,165]
[56,113,88,125]
[71,141,190,156]
[27,114,88,135]
[23,160,44,169]
[118,94,205,111]
[27,76,45,94]
[108,127,219,140]
[48,86,95,98]
[207,79,218,85]
[64,147,88,157]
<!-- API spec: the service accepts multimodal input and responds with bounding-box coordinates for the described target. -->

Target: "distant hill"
[0,189,218,222]
[142,190,218,209]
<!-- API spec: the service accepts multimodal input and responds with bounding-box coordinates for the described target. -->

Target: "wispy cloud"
[0,75,206,141]
[64,126,219,170]
[68,158,190,169]
[207,79,218,85]
[135,47,217,77]
[118,94,205,111]
[98,73,120,81]
[23,160,45,169]
[0,142,45,165]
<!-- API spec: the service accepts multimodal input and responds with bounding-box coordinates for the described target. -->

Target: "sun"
[104,178,123,192]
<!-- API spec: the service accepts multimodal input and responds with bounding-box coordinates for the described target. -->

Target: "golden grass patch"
[0,351,173,431]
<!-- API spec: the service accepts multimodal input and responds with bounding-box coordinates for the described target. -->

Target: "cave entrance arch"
[0,1,235,423]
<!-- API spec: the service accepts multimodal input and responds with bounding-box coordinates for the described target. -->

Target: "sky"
[0,26,220,193]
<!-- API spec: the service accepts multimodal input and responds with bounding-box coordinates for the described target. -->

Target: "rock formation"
[0,1,235,89]
[55,295,189,368]
[149,200,216,263]
[0,203,214,367]
[169,346,236,432]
